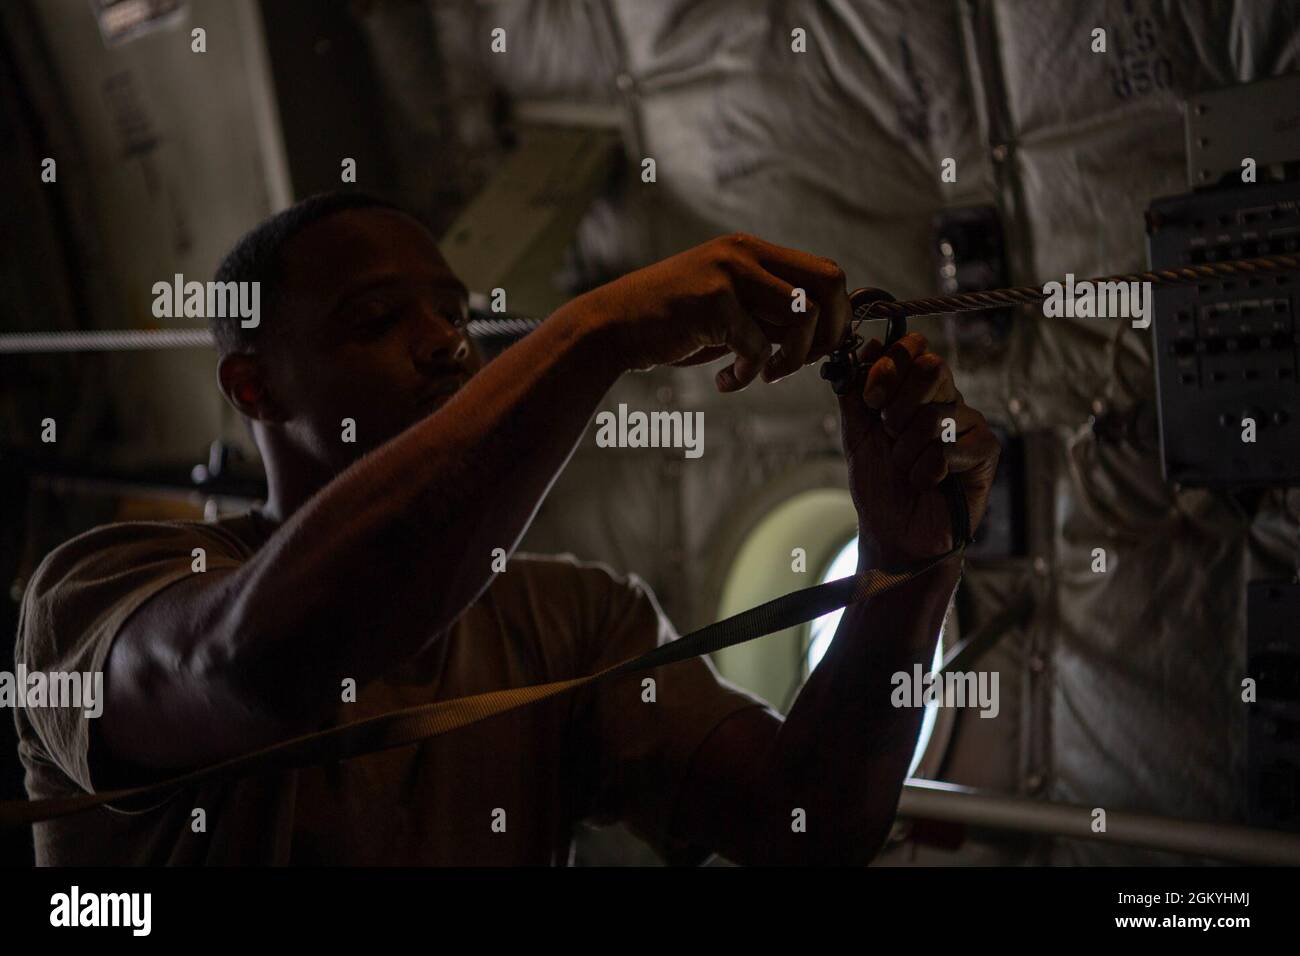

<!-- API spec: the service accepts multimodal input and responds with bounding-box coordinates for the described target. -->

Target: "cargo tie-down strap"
[1,527,968,828]
[0,301,972,828]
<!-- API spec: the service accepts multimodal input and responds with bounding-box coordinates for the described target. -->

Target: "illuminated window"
[806,536,944,779]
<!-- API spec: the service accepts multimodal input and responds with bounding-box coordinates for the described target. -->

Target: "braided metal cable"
[0,318,545,354]
[0,329,216,353]
[465,316,542,337]
[3,254,1294,353]
[852,253,1300,324]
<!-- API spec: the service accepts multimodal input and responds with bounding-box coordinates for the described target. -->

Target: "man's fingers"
[862,332,928,409]
[670,344,731,367]
[807,287,850,363]
[727,233,846,295]
[889,404,990,482]
[726,259,816,381]
[909,442,950,488]
[909,429,999,490]
[715,296,773,392]
[726,235,850,369]
[763,303,820,381]
[942,423,1002,477]
[729,259,804,326]
[889,404,957,476]
[857,337,885,367]
[881,351,959,436]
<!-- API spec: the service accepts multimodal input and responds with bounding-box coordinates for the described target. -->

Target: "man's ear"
[218,353,285,422]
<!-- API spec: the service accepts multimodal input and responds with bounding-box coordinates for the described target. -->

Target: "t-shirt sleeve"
[14,521,246,795]
[567,561,769,865]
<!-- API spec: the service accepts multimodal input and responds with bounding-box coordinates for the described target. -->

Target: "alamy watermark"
[1042,274,1151,329]
[152,273,260,328]
[0,666,103,718]
[594,403,704,459]
[50,886,150,936]
[891,664,999,718]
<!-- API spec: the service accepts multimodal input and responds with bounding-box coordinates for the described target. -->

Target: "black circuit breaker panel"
[1146,180,1300,487]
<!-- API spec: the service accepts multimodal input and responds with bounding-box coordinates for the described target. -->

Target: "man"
[15,191,999,865]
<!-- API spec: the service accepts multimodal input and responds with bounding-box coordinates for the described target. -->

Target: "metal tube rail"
[898,779,1300,865]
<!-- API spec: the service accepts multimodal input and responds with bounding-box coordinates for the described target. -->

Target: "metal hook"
[820,287,899,394]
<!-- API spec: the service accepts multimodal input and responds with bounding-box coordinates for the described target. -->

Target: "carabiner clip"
[820,287,900,394]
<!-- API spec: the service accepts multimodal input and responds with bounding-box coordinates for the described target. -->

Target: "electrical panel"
[1146,180,1300,487]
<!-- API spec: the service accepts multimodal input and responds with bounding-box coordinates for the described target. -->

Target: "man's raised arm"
[99,235,849,777]
[671,333,1000,865]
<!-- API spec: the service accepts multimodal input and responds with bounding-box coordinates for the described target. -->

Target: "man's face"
[258,207,482,468]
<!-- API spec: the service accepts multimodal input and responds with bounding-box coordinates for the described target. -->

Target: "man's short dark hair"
[210,190,406,356]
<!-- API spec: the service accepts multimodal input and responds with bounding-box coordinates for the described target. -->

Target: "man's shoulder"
[481,552,664,655]
[500,551,653,605]
[24,516,257,599]
[17,516,261,667]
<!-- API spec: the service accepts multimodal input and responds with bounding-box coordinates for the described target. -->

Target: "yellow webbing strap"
[0,545,961,827]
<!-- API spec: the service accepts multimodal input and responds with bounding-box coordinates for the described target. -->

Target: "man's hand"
[839,332,1000,565]
[572,233,851,392]
[678,329,997,864]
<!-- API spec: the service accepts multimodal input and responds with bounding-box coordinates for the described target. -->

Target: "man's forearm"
[754,553,963,864]
[216,302,624,720]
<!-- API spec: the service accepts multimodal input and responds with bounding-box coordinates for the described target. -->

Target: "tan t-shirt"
[14,513,767,865]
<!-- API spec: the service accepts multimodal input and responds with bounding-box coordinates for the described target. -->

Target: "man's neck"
[253,426,338,526]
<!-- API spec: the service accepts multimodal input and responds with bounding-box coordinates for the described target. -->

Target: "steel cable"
[2,254,1294,354]
[851,253,1300,324]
